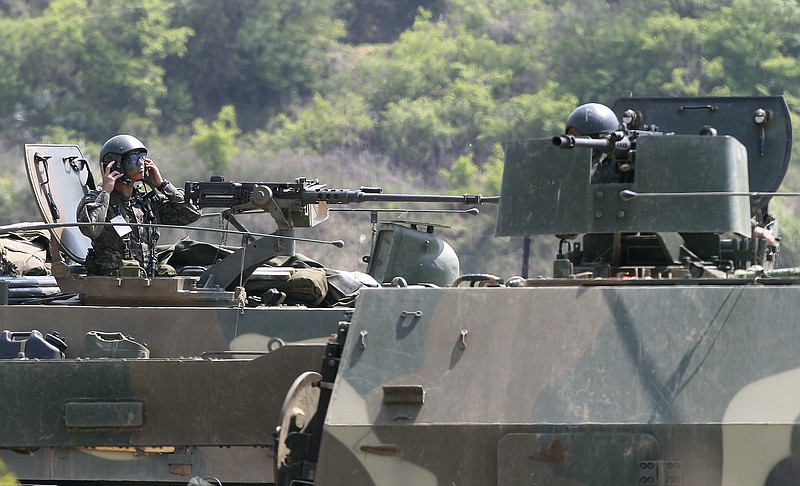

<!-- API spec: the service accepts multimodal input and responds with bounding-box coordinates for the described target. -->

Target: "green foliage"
[481,144,505,195]
[190,105,241,174]
[480,82,579,143]
[440,154,480,193]
[166,0,346,130]
[339,0,446,44]
[267,93,374,153]
[0,460,17,486]
[316,5,565,169]
[0,0,193,140]
[380,96,457,168]
[546,0,800,100]
[0,174,40,224]
[41,125,101,163]
[351,12,455,108]
[439,144,504,196]
[2,0,798,168]
[0,0,799,274]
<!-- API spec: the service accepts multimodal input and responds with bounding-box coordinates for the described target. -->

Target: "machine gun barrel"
[309,191,499,205]
[185,179,499,209]
[552,134,632,153]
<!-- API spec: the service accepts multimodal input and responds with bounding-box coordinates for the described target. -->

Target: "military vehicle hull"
[0,304,346,357]
[309,284,800,485]
[0,304,345,484]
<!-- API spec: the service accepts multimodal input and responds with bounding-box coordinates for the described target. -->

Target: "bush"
[190,105,240,174]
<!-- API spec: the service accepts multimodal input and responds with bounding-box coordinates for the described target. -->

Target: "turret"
[496,96,793,277]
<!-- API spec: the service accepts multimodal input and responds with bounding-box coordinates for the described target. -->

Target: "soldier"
[564,103,625,184]
[76,134,201,276]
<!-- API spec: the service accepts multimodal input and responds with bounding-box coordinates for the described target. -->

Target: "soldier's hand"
[753,225,777,246]
[101,162,122,193]
[144,158,164,188]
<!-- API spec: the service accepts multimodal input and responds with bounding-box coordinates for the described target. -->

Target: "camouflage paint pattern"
[0,304,345,483]
[313,284,800,485]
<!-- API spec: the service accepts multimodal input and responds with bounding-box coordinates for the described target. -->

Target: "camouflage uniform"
[76,182,201,276]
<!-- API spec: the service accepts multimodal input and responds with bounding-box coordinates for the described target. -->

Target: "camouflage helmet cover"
[565,103,620,136]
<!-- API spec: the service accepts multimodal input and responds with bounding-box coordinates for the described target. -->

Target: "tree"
[546,0,800,101]
[165,0,346,131]
[697,0,800,95]
[269,3,580,174]
[338,0,446,44]
[0,0,192,141]
[267,93,374,153]
[190,104,241,174]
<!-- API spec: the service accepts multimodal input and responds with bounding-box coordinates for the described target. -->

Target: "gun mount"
[0,141,500,485]
[499,96,792,277]
[553,132,632,151]
[186,176,496,210]
[184,176,497,290]
[185,176,495,234]
[552,126,672,179]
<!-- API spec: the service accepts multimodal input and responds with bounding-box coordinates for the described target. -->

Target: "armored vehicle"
[1,95,797,486]
[0,146,495,484]
[268,96,800,486]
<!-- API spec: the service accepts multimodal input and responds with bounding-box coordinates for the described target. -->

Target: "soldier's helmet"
[565,103,620,136]
[99,134,147,172]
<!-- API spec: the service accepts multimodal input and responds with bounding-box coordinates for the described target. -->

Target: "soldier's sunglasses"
[120,152,146,173]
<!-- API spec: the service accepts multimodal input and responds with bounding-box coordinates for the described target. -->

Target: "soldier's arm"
[157,180,184,203]
[76,191,110,238]
[155,183,202,226]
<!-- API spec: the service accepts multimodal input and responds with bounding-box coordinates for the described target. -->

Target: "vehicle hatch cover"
[24,144,96,264]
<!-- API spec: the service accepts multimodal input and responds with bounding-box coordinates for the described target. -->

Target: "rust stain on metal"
[169,463,193,476]
[530,439,573,464]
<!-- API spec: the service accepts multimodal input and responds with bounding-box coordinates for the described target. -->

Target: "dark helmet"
[565,103,620,136]
[99,134,147,168]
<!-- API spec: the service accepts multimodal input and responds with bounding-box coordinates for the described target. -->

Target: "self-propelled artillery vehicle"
[0,147,496,485]
[266,96,800,486]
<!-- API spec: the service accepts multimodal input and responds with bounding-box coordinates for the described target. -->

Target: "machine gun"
[185,176,499,290]
[186,176,496,214]
[553,126,672,163]
[552,125,674,183]
[185,176,497,237]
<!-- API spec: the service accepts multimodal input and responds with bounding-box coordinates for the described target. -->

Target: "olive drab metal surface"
[264,96,800,486]
[496,134,751,236]
[610,96,793,208]
[367,222,460,286]
[497,96,791,238]
[0,303,346,483]
[312,284,800,485]
[0,346,322,447]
